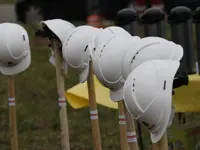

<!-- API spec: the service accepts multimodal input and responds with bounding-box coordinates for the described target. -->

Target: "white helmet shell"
[123,59,180,143]
[62,25,100,83]
[93,35,140,101]
[40,19,75,44]
[0,23,31,75]
[88,26,133,59]
[122,37,183,80]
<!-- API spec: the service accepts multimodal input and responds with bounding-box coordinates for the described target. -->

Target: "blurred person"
[86,0,132,27]
[86,0,104,28]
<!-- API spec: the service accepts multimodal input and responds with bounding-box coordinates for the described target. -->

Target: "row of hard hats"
[87,26,183,143]
[0,19,183,143]
[40,19,183,143]
[0,23,31,75]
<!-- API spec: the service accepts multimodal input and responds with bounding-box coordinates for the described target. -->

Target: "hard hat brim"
[79,66,90,83]
[40,19,75,44]
[172,44,184,61]
[109,87,124,102]
[167,107,175,127]
[0,52,31,75]
[150,61,180,143]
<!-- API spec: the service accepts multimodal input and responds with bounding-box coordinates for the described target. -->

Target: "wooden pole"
[152,143,159,150]
[8,75,18,150]
[87,61,102,150]
[124,105,139,150]
[157,133,168,150]
[118,101,129,150]
[137,122,144,150]
[52,40,70,150]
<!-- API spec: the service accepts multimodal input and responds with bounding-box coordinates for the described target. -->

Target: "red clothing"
[135,0,163,14]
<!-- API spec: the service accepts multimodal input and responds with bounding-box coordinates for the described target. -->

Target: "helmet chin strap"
[173,73,189,89]
[172,72,189,95]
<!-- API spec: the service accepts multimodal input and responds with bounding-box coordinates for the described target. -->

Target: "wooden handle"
[53,41,70,150]
[152,143,159,150]
[118,101,129,150]
[87,61,102,150]
[157,133,168,150]
[124,105,139,150]
[8,76,18,150]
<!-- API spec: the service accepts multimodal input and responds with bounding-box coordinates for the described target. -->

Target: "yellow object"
[173,74,200,112]
[66,76,117,109]
[66,74,200,112]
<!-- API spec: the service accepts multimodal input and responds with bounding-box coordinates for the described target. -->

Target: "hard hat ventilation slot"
[131,52,139,63]
[0,60,16,67]
[132,79,135,91]
[100,46,105,57]
[163,80,166,90]
[6,62,16,67]
[99,36,115,57]
[65,35,73,44]
[84,45,88,52]
[22,35,26,41]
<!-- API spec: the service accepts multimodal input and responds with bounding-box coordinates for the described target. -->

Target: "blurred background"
[0,0,199,25]
[0,0,199,150]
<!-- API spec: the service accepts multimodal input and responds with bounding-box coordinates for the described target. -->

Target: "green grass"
[0,24,199,150]
[0,0,14,4]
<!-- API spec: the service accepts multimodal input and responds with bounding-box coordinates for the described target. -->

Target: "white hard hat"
[122,36,183,80]
[40,19,75,44]
[93,35,140,101]
[62,25,100,83]
[123,59,180,143]
[88,26,133,59]
[0,23,31,75]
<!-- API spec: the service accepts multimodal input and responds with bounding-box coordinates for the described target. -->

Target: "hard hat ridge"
[123,59,180,143]
[0,22,31,75]
[62,25,100,83]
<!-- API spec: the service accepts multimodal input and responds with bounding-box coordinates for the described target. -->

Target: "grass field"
[0,0,14,4]
[0,0,14,3]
